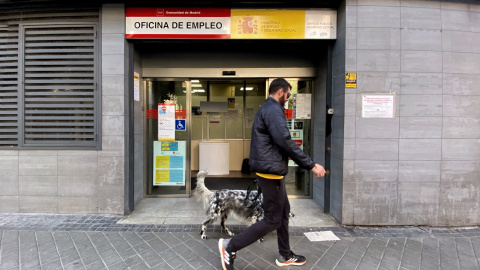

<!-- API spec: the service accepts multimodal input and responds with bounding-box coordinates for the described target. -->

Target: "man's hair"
[269,78,292,95]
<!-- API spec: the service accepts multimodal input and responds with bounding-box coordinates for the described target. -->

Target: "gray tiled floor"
[117,198,339,228]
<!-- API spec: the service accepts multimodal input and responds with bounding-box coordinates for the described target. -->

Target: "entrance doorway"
[144,78,315,198]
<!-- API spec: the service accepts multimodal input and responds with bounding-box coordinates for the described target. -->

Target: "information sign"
[158,103,175,140]
[362,94,395,118]
[175,119,186,131]
[153,141,186,186]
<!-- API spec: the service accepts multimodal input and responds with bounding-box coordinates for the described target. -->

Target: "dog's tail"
[194,171,214,208]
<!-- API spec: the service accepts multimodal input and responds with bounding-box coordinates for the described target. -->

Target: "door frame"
[142,68,316,198]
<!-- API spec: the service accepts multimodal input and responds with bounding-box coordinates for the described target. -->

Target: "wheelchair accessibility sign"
[175,119,186,131]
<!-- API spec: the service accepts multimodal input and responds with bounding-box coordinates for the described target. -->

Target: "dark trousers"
[228,175,291,257]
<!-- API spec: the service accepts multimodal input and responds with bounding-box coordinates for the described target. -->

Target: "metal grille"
[0,6,99,149]
[0,22,19,147]
[22,25,98,146]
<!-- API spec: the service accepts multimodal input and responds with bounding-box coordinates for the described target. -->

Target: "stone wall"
[341,0,480,226]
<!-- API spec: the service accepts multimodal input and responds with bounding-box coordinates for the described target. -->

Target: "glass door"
[268,78,314,197]
[191,79,266,178]
[144,78,314,198]
[145,79,189,196]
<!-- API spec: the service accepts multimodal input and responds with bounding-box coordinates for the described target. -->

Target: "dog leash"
[244,179,262,208]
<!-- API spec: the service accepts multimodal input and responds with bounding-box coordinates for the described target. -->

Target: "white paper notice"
[225,109,238,120]
[134,72,140,101]
[209,112,221,123]
[304,231,340,242]
[362,94,395,118]
[294,94,312,119]
[158,103,176,140]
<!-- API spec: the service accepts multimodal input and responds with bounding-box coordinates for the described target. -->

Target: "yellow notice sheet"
[155,170,170,184]
[155,156,170,169]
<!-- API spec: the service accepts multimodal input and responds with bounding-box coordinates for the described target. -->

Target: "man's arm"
[266,109,315,169]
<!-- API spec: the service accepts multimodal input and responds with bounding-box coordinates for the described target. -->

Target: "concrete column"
[100,4,127,215]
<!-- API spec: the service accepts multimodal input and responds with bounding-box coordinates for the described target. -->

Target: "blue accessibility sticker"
[175,119,186,131]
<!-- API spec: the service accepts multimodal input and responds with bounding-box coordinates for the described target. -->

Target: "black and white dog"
[194,171,264,240]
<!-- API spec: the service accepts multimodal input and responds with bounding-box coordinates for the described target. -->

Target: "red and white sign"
[158,103,176,141]
[126,8,231,39]
[362,94,395,118]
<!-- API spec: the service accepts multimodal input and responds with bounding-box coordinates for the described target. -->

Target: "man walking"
[219,78,326,269]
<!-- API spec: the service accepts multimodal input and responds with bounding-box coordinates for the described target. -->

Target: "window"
[0,7,100,149]
[21,24,99,147]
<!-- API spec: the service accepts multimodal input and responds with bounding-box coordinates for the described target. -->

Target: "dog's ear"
[197,170,208,177]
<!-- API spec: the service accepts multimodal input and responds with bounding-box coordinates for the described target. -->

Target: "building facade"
[0,0,479,227]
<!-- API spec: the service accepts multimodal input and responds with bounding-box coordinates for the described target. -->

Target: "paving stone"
[326,247,346,260]
[141,254,165,268]
[379,259,401,270]
[365,243,386,260]
[81,253,102,266]
[62,260,84,270]
[165,256,191,269]
[359,253,381,268]
[59,254,81,266]
[58,247,79,260]
[185,255,209,269]
[420,253,440,268]
[96,248,116,259]
[345,244,368,260]
[316,252,341,269]
[127,261,150,270]
[83,260,106,270]
[76,247,98,259]
[123,254,144,267]
[117,247,137,259]
[108,260,129,270]
[0,255,19,269]
[20,260,40,270]
[335,259,358,270]
[102,254,123,267]
[458,252,480,270]
[329,239,353,253]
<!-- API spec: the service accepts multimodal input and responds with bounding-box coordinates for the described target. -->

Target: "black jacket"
[249,97,315,175]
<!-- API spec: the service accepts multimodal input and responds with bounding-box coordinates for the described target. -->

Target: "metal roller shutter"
[22,24,98,146]
[0,23,19,147]
[0,6,99,149]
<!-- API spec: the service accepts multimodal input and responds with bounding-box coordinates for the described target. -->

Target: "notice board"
[153,141,186,186]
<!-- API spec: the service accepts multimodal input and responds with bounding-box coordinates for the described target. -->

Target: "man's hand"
[311,164,326,178]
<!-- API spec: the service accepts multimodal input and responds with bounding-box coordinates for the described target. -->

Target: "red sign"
[293,140,303,147]
[146,109,157,119]
[175,110,186,119]
[126,7,231,39]
[284,109,293,119]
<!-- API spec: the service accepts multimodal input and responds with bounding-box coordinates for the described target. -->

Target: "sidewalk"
[0,213,479,270]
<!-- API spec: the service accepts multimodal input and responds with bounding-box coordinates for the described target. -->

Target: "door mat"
[304,231,340,242]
